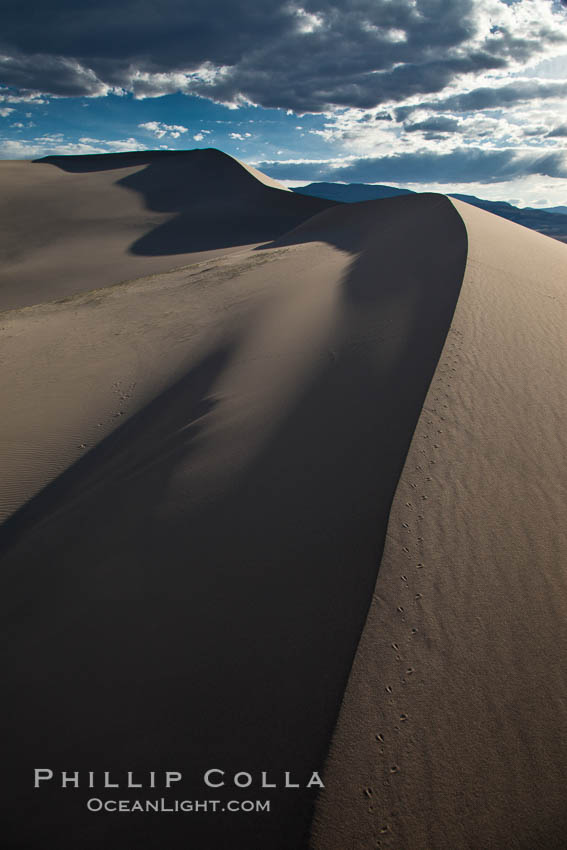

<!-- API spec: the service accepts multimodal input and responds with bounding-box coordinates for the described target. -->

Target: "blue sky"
[1,0,567,206]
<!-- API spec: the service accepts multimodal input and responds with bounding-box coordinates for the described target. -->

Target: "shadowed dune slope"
[0,148,334,311]
[1,193,467,849]
[312,201,567,850]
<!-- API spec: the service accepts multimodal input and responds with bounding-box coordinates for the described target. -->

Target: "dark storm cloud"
[0,52,108,97]
[395,79,567,120]
[258,148,567,182]
[0,0,565,111]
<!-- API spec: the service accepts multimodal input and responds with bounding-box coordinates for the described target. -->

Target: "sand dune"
[1,151,566,849]
[0,148,333,311]
[0,160,467,849]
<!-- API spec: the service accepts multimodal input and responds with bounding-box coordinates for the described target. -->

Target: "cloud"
[138,121,189,139]
[404,116,462,133]
[395,79,567,120]
[229,131,252,140]
[256,147,567,183]
[0,135,147,159]
[0,107,15,117]
[0,88,47,104]
[547,123,567,136]
[0,52,112,98]
[0,1,565,111]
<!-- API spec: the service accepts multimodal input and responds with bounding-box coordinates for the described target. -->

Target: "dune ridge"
[311,199,567,850]
[1,169,467,849]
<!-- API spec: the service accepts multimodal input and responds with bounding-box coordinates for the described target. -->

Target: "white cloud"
[138,121,189,139]
[286,5,325,34]
[0,88,47,105]
[0,135,147,159]
[0,107,15,117]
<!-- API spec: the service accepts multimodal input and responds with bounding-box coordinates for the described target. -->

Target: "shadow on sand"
[1,192,467,849]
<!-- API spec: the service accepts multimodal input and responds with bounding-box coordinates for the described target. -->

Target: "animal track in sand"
[110,379,137,423]
[377,326,463,834]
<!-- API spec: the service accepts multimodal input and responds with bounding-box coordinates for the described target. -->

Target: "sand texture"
[1,150,566,849]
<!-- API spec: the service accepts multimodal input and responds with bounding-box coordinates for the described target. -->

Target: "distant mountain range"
[293,183,567,243]
[539,206,567,216]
